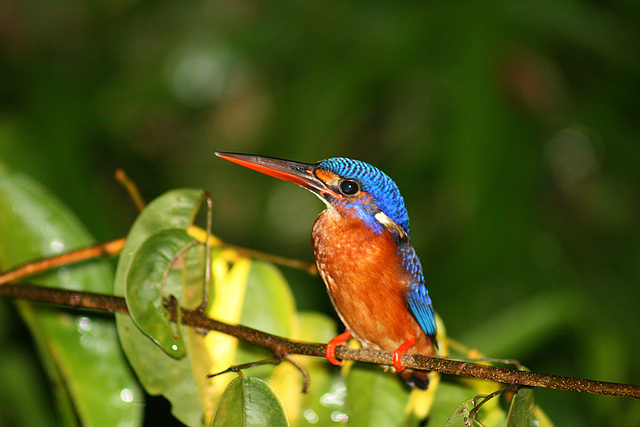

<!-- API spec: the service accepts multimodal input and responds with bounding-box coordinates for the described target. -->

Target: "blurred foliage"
[0,166,142,426]
[1,0,639,425]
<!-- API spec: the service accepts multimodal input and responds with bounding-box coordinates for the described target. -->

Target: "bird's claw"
[391,336,416,372]
[326,330,353,366]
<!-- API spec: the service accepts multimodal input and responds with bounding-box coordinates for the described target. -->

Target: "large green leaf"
[114,188,207,426]
[507,385,553,427]
[211,377,288,427]
[345,364,412,427]
[506,387,535,427]
[0,165,142,426]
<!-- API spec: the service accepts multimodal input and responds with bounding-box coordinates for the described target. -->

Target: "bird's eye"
[339,179,360,195]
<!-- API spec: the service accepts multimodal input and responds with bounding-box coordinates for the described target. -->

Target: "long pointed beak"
[215,152,330,196]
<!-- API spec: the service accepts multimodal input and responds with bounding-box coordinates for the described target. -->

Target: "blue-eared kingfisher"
[216,152,437,389]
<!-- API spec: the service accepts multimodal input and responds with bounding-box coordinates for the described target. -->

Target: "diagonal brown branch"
[0,238,126,285]
[1,282,638,399]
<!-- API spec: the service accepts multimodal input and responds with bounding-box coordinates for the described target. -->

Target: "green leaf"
[506,387,535,427]
[291,312,345,426]
[345,364,412,426]
[430,382,479,426]
[115,188,207,425]
[125,228,196,358]
[444,397,485,427]
[0,165,143,426]
[211,377,288,427]
[432,381,507,427]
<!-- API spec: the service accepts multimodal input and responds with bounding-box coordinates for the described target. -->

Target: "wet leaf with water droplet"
[125,228,196,358]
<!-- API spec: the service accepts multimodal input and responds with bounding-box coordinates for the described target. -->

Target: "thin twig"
[207,358,280,379]
[282,354,311,393]
[0,282,638,399]
[0,238,126,285]
[215,243,318,275]
[115,169,146,211]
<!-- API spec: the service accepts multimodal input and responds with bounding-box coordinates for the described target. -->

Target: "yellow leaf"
[204,256,252,389]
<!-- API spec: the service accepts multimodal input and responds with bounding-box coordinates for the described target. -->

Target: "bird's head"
[216,153,410,239]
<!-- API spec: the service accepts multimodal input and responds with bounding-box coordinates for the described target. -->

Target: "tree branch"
[1,282,638,399]
[0,238,126,285]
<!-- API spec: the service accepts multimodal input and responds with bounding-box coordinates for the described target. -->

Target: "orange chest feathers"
[311,210,432,354]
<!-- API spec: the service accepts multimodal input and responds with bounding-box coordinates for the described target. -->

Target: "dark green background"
[1,1,639,425]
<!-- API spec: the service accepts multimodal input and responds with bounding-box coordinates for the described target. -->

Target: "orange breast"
[312,210,434,356]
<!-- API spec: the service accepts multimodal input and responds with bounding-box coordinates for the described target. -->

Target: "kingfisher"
[215,152,437,388]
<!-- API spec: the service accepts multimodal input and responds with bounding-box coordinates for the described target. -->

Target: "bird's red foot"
[326,330,353,366]
[391,336,416,372]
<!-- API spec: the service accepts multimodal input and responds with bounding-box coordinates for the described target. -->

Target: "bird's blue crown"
[318,158,411,236]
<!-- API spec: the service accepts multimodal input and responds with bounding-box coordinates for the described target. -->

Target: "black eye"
[339,179,360,195]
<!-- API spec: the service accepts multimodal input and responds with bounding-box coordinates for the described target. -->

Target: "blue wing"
[400,243,437,338]
[406,283,437,338]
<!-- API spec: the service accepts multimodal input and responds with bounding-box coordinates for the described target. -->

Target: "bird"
[215,152,437,389]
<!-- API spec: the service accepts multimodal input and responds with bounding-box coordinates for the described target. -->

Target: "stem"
[1,282,638,399]
[0,238,126,285]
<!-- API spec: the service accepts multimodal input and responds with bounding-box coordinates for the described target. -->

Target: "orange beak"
[215,152,332,198]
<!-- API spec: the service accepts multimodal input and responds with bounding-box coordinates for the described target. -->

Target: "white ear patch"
[374,211,408,238]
